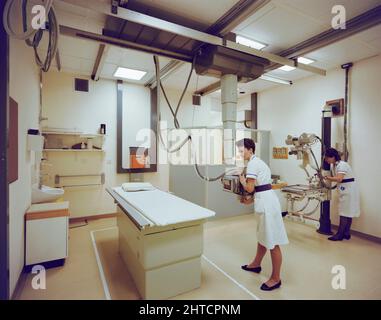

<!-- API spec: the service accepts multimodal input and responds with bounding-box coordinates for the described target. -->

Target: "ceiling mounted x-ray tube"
[221,74,238,165]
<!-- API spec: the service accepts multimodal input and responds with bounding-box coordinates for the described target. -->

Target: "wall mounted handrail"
[55,173,105,186]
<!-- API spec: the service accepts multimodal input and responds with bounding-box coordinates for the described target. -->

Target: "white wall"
[255,54,381,238]
[41,71,223,217]
[9,38,40,295]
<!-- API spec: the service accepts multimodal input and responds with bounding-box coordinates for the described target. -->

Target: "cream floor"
[15,214,381,300]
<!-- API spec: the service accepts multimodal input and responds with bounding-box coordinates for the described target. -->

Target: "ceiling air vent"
[74,78,89,92]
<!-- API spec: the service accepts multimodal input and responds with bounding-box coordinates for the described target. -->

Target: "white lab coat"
[246,155,289,250]
[334,161,360,218]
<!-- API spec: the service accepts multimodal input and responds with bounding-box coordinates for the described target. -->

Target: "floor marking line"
[202,255,261,300]
[90,227,117,300]
[90,226,260,300]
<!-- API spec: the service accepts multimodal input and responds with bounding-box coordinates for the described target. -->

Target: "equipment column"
[318,105,333,235]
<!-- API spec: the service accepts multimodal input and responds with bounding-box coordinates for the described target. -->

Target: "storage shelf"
[43,149,104,152]
[42,131,106,138]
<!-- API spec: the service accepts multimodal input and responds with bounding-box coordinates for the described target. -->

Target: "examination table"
[107,187,216,299]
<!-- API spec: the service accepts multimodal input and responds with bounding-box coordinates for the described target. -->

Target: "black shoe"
[328,234,344,241]
[344,234,351,240]
[241,265,261,273]
[260,281,282,291]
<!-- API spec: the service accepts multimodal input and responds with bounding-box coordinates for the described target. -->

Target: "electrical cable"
[160,82,180,129]
[343,64,352,161]
[32,5,58,72]
[3,0,53,40]
[310,140,338,190]
[288,198,321,216]
[173,57,195,127]
[154,56,191,153]
[153,55,232,182]
[289,198,311,214]
[156,55,195,130]
[300,199,321,216]
[3,0,58,72]
[309,149,321,173]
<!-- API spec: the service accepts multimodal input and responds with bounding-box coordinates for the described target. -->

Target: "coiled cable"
[153,55,232,182]
[3,0,58,72]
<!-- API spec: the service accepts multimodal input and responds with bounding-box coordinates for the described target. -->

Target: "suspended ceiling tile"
[351,24,381,44]
[273,0,381,27]
[162,66,217,91]
[101,48,173,81]
[307,37,379,68]
[368,38,381,51]
[55,0,106,24]
[99,62,118,78]
[79,58,95,74]
[58,35,100,61]
[266,68,312,81]
[60,54,82,71]
[236,5,326,52]
[233,1,276,33]
[104,46,125,65]
[57,7,105,34]
[104,46,171,72]
[242,78,279,92]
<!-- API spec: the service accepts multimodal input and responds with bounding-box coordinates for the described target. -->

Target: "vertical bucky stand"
[317,105,333,235]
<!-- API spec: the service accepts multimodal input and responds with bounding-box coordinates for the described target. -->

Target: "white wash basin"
[32,184,64,204]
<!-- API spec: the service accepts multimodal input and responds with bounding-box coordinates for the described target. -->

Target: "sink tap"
[39,173,50,189]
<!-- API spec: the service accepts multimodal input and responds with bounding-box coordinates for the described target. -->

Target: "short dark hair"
[236,138,256,153]
[325,147,341,161]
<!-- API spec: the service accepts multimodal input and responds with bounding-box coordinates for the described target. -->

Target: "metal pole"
[221,74,238,166]
[317,108,333,235]
[341,62,353,161]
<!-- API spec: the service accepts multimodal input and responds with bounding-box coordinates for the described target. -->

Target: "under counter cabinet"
[25,202,70,271]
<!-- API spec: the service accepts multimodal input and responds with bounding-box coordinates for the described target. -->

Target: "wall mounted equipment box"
[326,99,344,117]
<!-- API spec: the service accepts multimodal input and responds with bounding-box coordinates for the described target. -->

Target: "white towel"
[121,182,155,192]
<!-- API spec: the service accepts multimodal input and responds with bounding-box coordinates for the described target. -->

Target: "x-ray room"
[1,0,381,304]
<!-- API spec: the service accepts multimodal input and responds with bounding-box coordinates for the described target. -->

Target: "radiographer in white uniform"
[324,148,360,241]
[236,138,288,291]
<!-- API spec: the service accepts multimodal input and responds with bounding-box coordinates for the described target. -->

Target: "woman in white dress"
[324,148,360,241]
[236,138,289,291]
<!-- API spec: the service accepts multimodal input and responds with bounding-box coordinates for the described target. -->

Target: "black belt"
[342,178,355,183]
[255,184,272,193]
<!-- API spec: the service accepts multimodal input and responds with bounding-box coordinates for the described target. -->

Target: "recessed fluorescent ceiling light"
[297,57,315,64]
[214,88,245,94]
[114,67,147,80]
[260,75,291,85]
[278,56,316,71]
[278,65,296,72]
[236,35,267,50]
